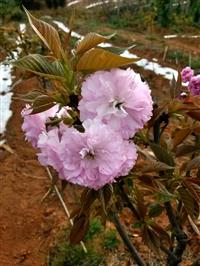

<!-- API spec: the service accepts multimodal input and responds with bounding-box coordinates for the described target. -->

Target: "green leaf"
[150,143,175,167]
[31,95,55,114]
[13,54,66,81]
[76,32,115,54]
[148,203,164,218]
[76,48,139,71]
[23,7,64,59]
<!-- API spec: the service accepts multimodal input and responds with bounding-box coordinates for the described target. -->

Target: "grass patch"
[49,242,105,266]
[49,218,120,266]
[103,230,119,251]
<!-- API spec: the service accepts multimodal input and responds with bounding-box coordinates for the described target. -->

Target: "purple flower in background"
[21,104,60,147]
[181,66,194,83]
[188,75,200,96]
[78,68,153,139]
[58,120,137,189]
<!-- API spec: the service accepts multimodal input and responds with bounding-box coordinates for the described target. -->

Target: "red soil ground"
[0,75,74,266]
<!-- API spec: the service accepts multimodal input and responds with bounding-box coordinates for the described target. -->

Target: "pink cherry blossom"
[78,68,153,139]
[181,66,194,83]
[188,75,200,96]
[58,120,138,189]
[37,127,66,177]
[21,104,60,147]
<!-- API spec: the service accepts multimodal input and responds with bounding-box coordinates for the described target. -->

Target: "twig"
[46,167,87,253]
[110,209,146,266]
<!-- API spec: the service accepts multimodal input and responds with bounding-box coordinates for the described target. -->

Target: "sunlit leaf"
[13,54,66,81]
[23,7,64,59]
[76,48,139,71]
[76,32,115,54]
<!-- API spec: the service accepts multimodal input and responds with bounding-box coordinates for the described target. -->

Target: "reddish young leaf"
[69,214,90,244]
[24,7,64,59]
[178,187,199,219]
[173,128,191,148]
[76,32,115,54]
[31,95,55,114]
[76,48,138,71]
[175,144,200,157]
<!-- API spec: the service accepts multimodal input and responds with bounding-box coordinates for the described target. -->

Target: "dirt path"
[0,75,71,266]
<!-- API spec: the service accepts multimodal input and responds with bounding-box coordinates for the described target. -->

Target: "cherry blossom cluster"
[181,67,200,96]
[22,68,153,189]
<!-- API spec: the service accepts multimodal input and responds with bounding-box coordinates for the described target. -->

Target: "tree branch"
[110,209,146,266]
[164,202,188,266]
